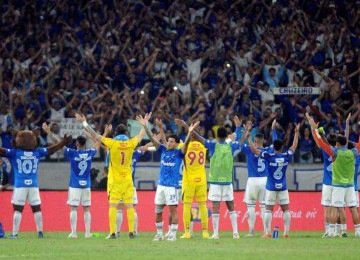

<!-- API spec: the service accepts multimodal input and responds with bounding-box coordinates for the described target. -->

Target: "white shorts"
[356,190,359,207]
[208,184,234,201]
[264,189,289,206]
[67,187,91,207]
[154,185,179,206]
[243,177,266,205]
[331,186,357,208]
[120,187,138,205]
[11,187,41,206]
[321,184,333,207]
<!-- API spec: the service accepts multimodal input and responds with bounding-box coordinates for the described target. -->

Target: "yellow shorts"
[108,181,134,204]
[182,184,207,203]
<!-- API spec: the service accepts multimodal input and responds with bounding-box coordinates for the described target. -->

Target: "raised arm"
[181,121,200,154]
[42,122,60,143]
[345,113,351,139]
[175,119,206,145]
[290,124,300,151]
[306,113,334,157]
[137,113,161,147]
[75,113,103,142]
[155,118,167,145]
[134,112,151,143]
[47,134,73,156]
[247,132,260,156]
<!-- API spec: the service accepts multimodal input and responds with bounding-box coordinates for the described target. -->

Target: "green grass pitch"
[0,232,359,259]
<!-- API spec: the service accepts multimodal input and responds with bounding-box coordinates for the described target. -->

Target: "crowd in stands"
[0,0,360,163]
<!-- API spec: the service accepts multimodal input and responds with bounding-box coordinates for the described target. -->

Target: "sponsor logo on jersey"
[24,179,33,185]
[79,180,87,186]
[161,161,175,167]
[275,183,283,189]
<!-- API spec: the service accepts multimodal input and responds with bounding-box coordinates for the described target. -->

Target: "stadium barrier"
[1,191,357,232]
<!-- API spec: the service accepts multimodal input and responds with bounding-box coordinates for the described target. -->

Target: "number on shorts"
[257,158,265,172]
[16,159,38,174]
[78,161,88,175]
[187,151,205,166]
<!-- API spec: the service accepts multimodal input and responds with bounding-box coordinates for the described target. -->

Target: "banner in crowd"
[59,118,84,138]
[0,191,352,232]
[272,87,321,95]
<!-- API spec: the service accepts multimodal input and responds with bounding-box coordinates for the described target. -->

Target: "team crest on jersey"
[79,154,88,159]
[24,152,33,157]
[275,158,284,163]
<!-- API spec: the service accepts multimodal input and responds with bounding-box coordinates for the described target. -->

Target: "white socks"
[84,211,91,236]
[34,211,43,233]
[170,224,178,237]
[283,210,291,235]
[229,211,238,234]
[13,211,22,235]
[247,206,256,234]
[70,210,77,235]
[116,210,123,233]
[264,210,272,235]
[340,224,347,234]
[156,221,163,235]
[212,214,220,236]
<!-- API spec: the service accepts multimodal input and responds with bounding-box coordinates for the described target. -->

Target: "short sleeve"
[241,144,250,154]
[101,137,116,149]
[90,148,97,157]
[204,140,215,150]
[260,151,270,161]
[158,144,166,154]
[38,148,49,156]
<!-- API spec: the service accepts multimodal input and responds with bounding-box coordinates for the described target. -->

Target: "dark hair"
[168,134,180,143]
[217,127,228,139]
[336,135,347,146]
[77,135,86,146]
[327,133,337,146]
[273,139,284,151]
[348,141,355,149]
[255,133,264,140]
[115,124,128,136]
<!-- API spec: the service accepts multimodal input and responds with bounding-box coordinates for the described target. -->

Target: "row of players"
[1,111,359,239]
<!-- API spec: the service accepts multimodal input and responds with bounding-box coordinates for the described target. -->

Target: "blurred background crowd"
[0,0,360,164]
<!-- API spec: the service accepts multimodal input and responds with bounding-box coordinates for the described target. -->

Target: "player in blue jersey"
[248,123,299,238]
[138,118,198,241]
[0,127,71,238]
[240,119,278,237]
[65,135,100,239]
[190,116,243,239]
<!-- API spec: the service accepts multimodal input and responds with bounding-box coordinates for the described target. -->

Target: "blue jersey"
[241,144,269,178]
[205,140,241,157]
[5,148,48,188]
[158,144,184,188]
[260,149,294,191]
[355,155,360,191]
[321,149,333,186]
[64,148,97,188]
[105,149,143,185]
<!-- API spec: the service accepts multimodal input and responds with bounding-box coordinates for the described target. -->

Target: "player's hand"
[136,114,147,127]
[42,122,51,133]
[155,118,164,129]
[104,124,113,136]
[144,112,152,121]
[294,123,300,133]
[188,121,200,132]
[174,118,187,127]
[346,113,351,124]
[271,119,277,129]
[245,121,253,131]
[305,113,317,130]
[75,113,86,122]
[228,132,236,142]
[62,134,73,145]
[233,116,242,127]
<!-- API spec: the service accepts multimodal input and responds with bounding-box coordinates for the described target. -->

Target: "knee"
[155,205,164,214]
[13,205,24,213]
[31,205,41,213]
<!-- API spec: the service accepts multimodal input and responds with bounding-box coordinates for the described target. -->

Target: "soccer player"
[138,118,198,241]
[192,120,243,239]
[175,119,209,239]
[248,123,299,238]
[240,119,278,237]
[75,112,150,239]
[306,113,360,237]
[64,135,101,238]
[0,128,72,238]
